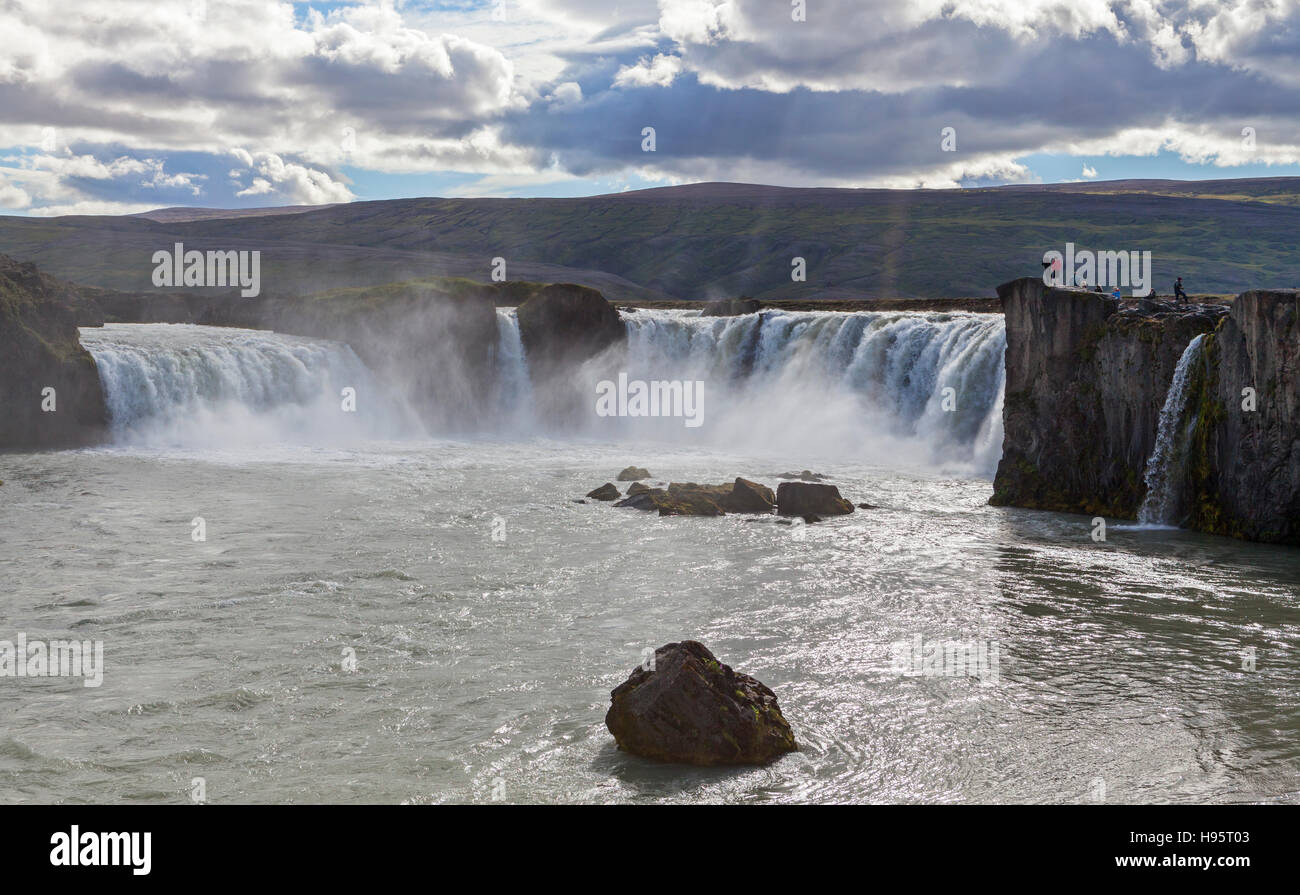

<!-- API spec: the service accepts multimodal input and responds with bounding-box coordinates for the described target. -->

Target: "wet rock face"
[775,481,854,516]
[515,283,625,380]
[654,483,730,516]
[0,255,107,449]
[614,489,669,511]
[515,283,627,426]
[605,641,797,766]
[991,277,1224,518]
[993,277,1300,544]
[724,477,775,513]
[587,483,620,501]
[1189,290,1300,544]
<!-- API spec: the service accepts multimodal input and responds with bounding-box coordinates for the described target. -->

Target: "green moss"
[1181,334,1242,537]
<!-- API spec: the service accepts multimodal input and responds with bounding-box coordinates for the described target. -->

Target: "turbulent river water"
[1,317,1297,804]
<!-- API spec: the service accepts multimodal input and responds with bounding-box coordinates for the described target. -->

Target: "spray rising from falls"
[84,311,1007,472]
[607,309,1007,473]
[1137,334,1207,526]
[81,324,419,449]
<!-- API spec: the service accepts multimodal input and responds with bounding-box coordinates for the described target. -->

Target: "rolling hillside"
[1,178,1298,300]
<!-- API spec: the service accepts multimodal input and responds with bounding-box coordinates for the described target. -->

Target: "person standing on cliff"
[1174,277,1189,303]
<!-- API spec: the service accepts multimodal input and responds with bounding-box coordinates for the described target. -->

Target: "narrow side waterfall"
[619,309,1006,473]
[80,323,419,448]
[1138,334,1206,526]
[493,309,536,430]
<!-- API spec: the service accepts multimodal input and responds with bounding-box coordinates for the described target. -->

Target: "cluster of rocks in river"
[605,640,797,765]
[585,468,857,520]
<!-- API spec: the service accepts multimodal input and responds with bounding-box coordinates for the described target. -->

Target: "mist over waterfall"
[610,309,1007,474]
[83,311,1007,473]
[81,324,420,448]
[1138,334,1207,526]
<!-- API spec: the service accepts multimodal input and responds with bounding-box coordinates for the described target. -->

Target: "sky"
[2,0,1300,216]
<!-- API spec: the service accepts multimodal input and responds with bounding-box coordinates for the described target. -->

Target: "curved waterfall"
[83,310,1008,472]
[1138,334,1206,526]
[618,309,1006,473]
[80,324,417,448]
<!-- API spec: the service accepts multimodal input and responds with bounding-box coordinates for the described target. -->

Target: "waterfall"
[80,309,1009,473]
[493,309,535,430]
[1137,334,1206,526]
[620,309,1006,472]
[80,323,418,448]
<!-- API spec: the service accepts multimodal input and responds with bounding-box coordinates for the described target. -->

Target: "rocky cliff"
[514,282,627,423]
[1184,290,1300,543]
[0,256,107,450]
[993,276,1299,545]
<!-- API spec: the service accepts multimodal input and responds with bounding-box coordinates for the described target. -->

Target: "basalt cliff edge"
[992,277,1299,545]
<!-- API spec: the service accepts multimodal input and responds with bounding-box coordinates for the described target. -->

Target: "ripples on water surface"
[2,441,1297,804]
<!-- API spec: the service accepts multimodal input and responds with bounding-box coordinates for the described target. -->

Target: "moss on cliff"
[1181,334,1242,538]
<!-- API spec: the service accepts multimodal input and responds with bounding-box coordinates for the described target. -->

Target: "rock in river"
[701,296,761,317]
[616,466,651,481]
[723,477,775,513]
[586,483,621,501]
[776,481,854,516]
[605,641,797,765]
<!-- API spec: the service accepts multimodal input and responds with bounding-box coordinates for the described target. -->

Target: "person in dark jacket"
[1174,277,1189,303]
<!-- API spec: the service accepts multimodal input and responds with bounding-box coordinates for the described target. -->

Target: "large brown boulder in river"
[658,491,725,516]
[616,466,650,481]
[587,483,620,500]
[776,481,854,516]
[724,477,775,513]
[605,641,797,765]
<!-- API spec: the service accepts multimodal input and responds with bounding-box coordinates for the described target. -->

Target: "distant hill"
[2,178,1298,300]
[130,205,340,223]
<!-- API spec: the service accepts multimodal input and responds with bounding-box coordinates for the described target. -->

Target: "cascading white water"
[618,309,1007,473]
[81,310,1007,472]
[1137,334,1206,526]
[494,309,536,430]
[80,323,418,448]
